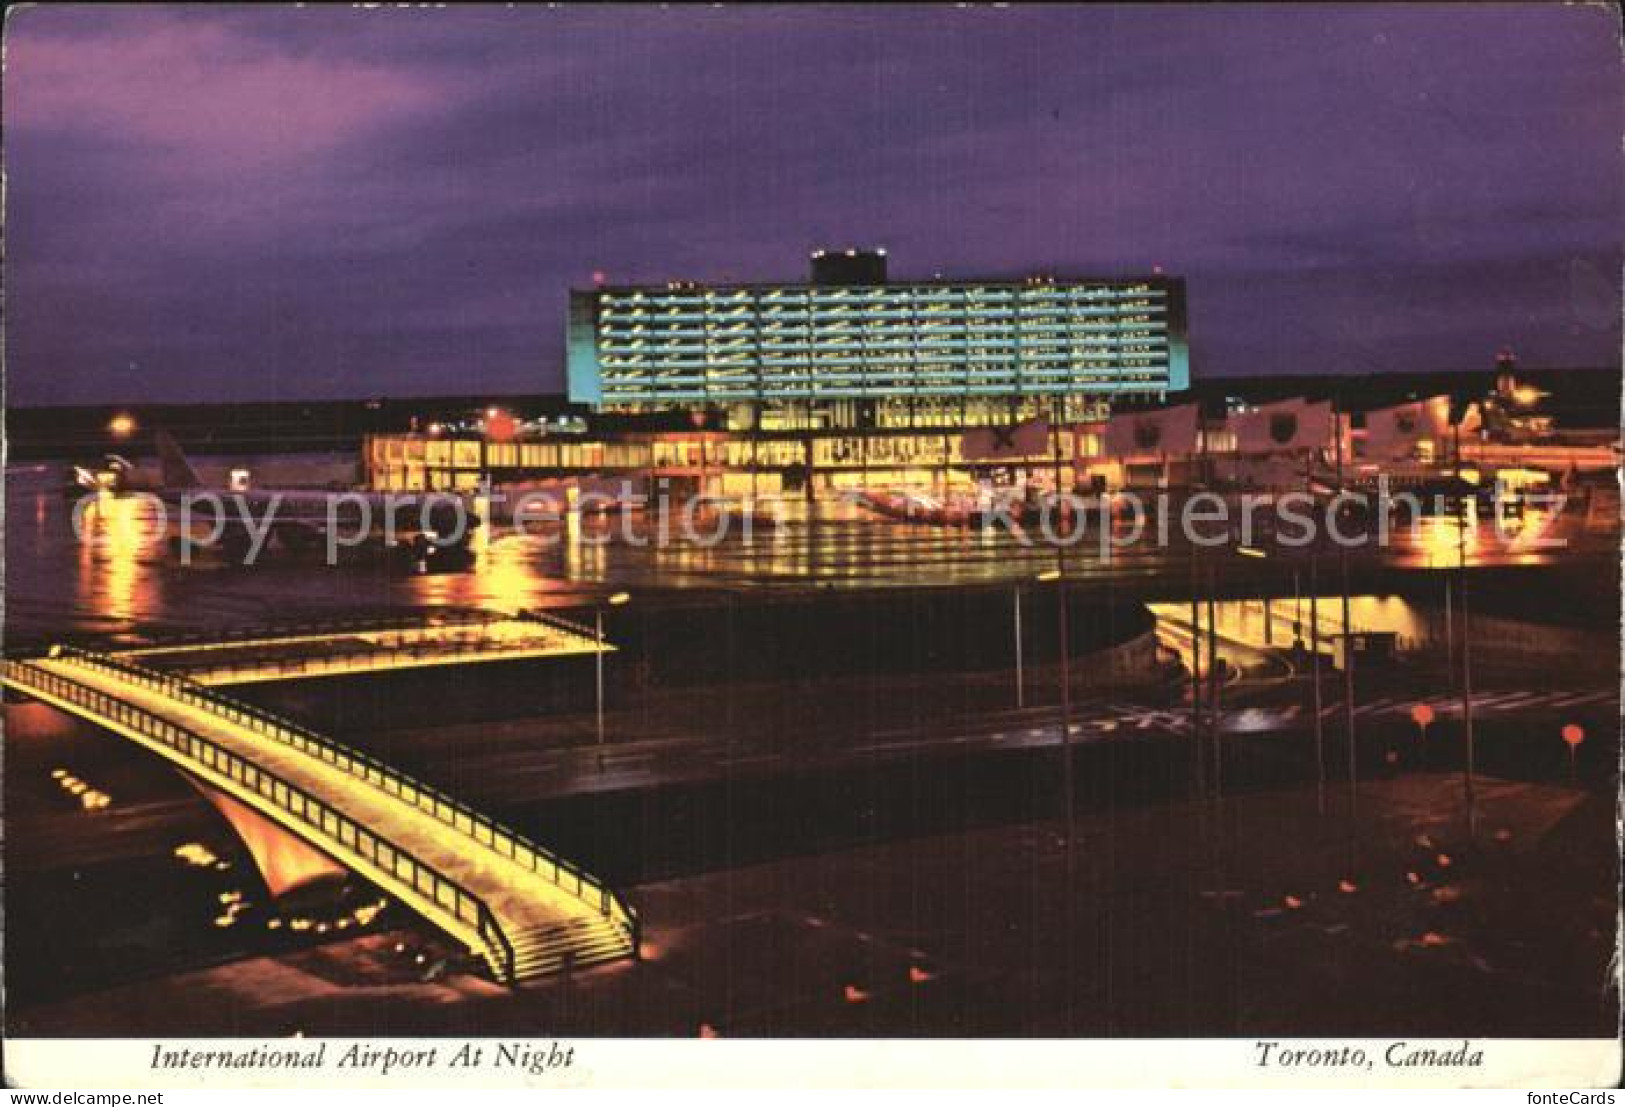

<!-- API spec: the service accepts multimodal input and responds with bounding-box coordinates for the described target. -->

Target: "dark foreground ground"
[10,772,1615,1038]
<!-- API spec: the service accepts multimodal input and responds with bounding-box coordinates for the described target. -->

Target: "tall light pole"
[595,591,632,769]
[1309,550,1326,815]
[1188,537,1205,799]
[1333,404,1357,820]
[1037,563,1074,1031]
[1042,395,1076,855]
[1456,501,1477,836]
[1038,567,1072,852]
[1013,583,1026,708]
[1206,560,1221,798]
[1453,419,1476,837]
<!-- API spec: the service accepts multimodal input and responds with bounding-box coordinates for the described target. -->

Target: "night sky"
[5,4,1620,406]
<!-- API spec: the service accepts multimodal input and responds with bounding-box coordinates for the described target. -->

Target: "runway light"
[1282,895,1304,910]
[908,965,934,984]
[1337,880,1358,894]
[108,413,137,438]
[698,1023,720,1038]
[608,591,632,606]
[1435,853,1452,868]
[843,984,870,1004]
[1237,546,1267,559]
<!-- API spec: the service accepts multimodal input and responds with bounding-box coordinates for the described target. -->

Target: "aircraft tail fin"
[155,430,203,489]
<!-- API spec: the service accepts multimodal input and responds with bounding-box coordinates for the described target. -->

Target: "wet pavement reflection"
[5,459,1593,644]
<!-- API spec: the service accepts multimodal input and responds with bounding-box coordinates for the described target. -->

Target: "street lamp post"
[1453,420,1477,838]
[1189,540,1205,799]
[1037,563,1074,1029]
[1333,406,1358,821]
[1309,552,1326,815]
[1037,568,1072,851]
[1013,584,1025,708]
[595,591,632,769]
[1206,563,1221,797]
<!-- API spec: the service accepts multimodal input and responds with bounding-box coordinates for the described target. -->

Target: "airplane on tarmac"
[137,431,480,564]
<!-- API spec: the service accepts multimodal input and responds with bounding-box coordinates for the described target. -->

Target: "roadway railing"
[6,608,605,666]
[36,647,640,954]
[142,625,604,684]
[514,608,599,641]
[114,611,507,652]
[0,656,518,984]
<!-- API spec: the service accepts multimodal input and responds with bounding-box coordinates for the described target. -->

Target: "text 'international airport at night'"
[2,3,1620,1090]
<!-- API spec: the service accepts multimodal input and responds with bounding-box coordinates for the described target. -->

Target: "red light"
[1409,703,1435,728]
[485,410,517,442]
[1561,723,1585,748]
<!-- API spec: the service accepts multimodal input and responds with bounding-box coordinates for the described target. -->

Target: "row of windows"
[601,307,1162,325]
[369,431,1113,479]
[602,284,1162,307]
[600,333,1168,352]
[596,370,1169,391]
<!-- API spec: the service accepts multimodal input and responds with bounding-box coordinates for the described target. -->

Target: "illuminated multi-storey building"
[567,251,1189,431]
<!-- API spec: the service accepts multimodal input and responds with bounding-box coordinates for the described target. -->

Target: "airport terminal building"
[366,251,1191,497]
[566,250,1189,429]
